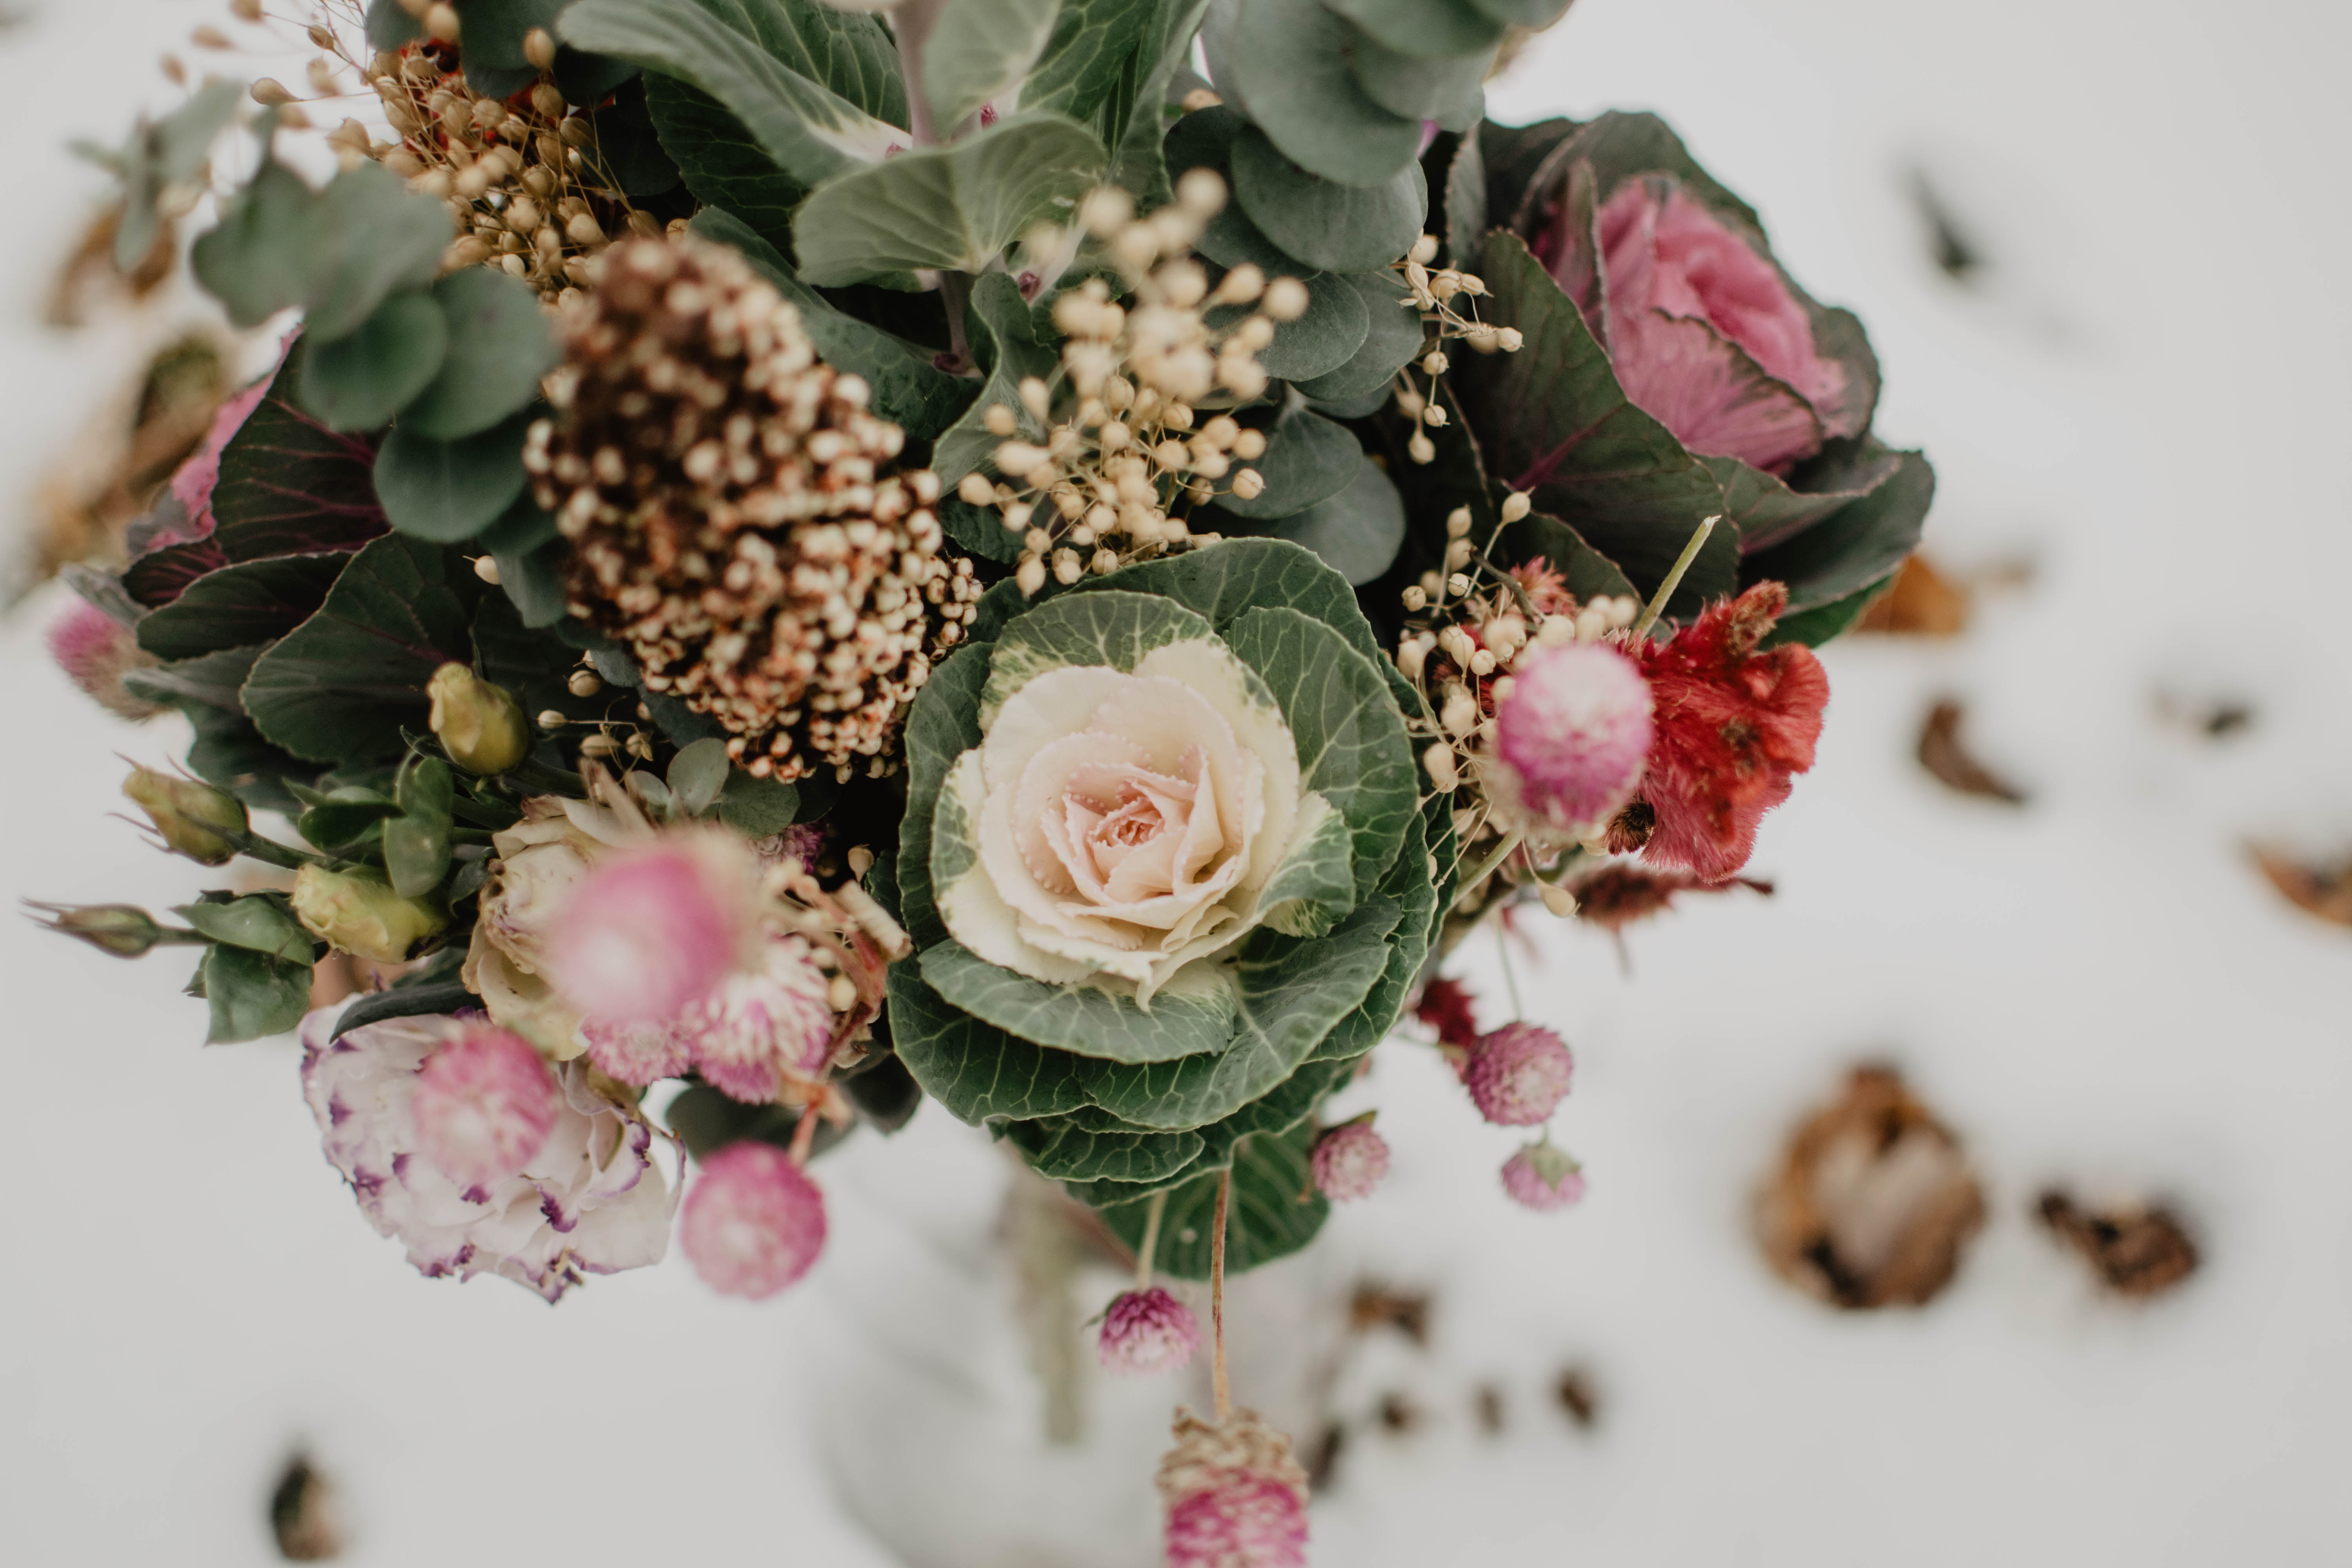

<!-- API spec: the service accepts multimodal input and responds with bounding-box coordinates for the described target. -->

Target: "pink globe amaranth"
[1310,1122,1390,1203]
[410,1022,559,1188]
[1562,177,1855,474]
[545,840,753,1024]
[1099,1286,1200,1374]
[679,1141,828,1299]
[1463,1022,1574,1127]
[1164,1472,1309,1568]
[1492,641,1653,837]
[581,1014,693,1087]
[1502,1142,1587,1212]
[679,936,835,1103]
[46,600,160,720]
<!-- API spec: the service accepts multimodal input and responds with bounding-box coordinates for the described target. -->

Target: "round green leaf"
[1230,126,1427,274]
[1346,31,1490,126]
[1217,407,1363,521]
[1460,0,1573,27]
[297,292,450,433]
[1322,0,1502,58]
[1228,0,1424,187]
[1211,268,1369,382]
[373,410,535,543]
[1292,269,1425,407]
[1236,456,1406,586]
[397,268,561,440]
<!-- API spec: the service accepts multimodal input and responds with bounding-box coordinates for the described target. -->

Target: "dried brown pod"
[1347,1283,1430,1346]
[1855,554,1971,636]
[1758,1066,1986,1309]
[1917,697,2027,804]
[2249,848,2352,928]
[1375,1392,1422,1434]
[1554,1367,1599,1428]
[2153,690,2253,739]
[47,203,176,327]
[1473,1383,1506,1434]
[2036,1189,2198,1299]
[267,1454,342,1561]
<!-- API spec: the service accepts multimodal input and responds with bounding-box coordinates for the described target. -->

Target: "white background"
[4,1,2350,1563]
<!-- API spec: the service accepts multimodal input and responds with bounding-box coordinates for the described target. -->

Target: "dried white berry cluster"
[1390,494,1639,900]
[953,170,1304,597]
[364,17,658,305]
[1390,236,1524,465]
[529,238,980,784]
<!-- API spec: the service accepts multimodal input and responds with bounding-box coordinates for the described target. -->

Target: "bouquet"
[40,0,1929,1558]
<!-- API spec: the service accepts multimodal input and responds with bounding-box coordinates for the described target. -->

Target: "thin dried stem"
[1211,1167,1232,1421]
[1631,514,1721,641]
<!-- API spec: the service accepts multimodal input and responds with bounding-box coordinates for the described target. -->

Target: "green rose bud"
[27,901,172,958]
[426,662,531,775]
[290,865,447,963]
[123,767,247,866]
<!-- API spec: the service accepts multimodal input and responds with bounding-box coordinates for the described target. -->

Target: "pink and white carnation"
[409,1022,559,1188]
[676,935,836,1104]
[933,639,1326,1005]
[301,1006,677,1301]
[1098,1285,1200,1374]
[546,836,762,1025]
[678,1141,827,1299]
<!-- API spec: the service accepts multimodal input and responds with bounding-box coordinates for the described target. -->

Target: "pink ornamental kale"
[301,1008,676,1301]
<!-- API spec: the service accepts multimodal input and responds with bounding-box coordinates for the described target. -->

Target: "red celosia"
[1626,581,1828,881]
[1413,976,1481,1049]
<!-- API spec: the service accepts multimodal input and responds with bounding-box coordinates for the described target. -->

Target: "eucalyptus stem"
[1210,1167,1231,1422]
[1135,1188,1167,1290]
[1630,514,1721,642]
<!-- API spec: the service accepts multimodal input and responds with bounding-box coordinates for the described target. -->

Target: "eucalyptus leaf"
[1230,126,1426,274]
[922,0,1061,132]
[1458,0,1572,27]
[366,0,425,47]
[111,81,245,271]
[1227,0,1423,188]
[1322,0,1502,58]
[1346,31,1488,126]
[452,0,580,97]
[1292,269,1424,408]
[1231,456,1406,586]
[561,0,907,189]
[1216,406,1361,521]
[373,410,536,543]
[667,737,731,816]
[201,943,314,1043]
[191,161,321,328]
[297,292,450,433]
[303,160,462,341]
[242,535,482,766]
[1210,268,1367,382]
[1765,570,1896,650]
[715,768,800,835]
[398,268,562,440]
[792,112,1107,284]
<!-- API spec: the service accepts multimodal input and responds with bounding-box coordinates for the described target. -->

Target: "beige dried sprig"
[1388,232,1522,465]
[951,169,1306,595]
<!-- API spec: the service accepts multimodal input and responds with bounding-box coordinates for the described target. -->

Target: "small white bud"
[1263,277,1309,321]
[1539,881,1578,918]
[1422,742,1459,792]
[1499,490,1532,523]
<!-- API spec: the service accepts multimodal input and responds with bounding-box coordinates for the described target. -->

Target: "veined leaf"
[201,943,315,1043]
[562,0,907,189]
[1215,405,1361,522]
[1292,269,1425,409]
[792,113,1107,283]
[176,895,314,964]
[1230,126,1427,274]
[373,410,537,544]
[242,535,482,766]
[1069,537,1386,666]
[1097,1115,1329,1278]
[1231,456,1406,586]
[135,554,352,661]
[978,589,1216,721]
[923,0,1061,132]
[1322,0,1501,58]
[1003,1111,1206,1183]
[1107,0,1214,206]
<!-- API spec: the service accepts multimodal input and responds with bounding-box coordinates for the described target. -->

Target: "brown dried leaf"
[2036,1190,2198,1299]
[1473,1383,1506,1434]
[1758,1066,1986,1310]
[1917,698,2027,804]
[1554,1367,1599,1428]
[47,203,175,328]
[1348,1283,1430,1346]
[2250,848,2352,928]
[268,1455,343,1562]
[1856,554,1970,636]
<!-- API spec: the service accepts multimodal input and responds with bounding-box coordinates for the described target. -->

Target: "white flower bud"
[1408,234,1440,265]
[1401,585,1427,612]
[1230,468,1265,500]
[1497,327,1524,352]
[957,472,996,506]
[1445,506,1472,539]
[1016,555,1047,596]
[1539,881,1578,918]
[1175,167,1227,218]
[1423,742,1459,792]
[1018,377,1052,421]
[1500,490,1532,523]
[1232,429,1267,460]
[1263,277,1309,321]
[1409,432,1437,465]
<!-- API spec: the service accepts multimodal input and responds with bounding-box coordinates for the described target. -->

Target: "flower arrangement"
[39,0,1929,1557]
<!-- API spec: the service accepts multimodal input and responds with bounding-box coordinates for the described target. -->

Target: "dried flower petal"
[1310,1122,1389,1202]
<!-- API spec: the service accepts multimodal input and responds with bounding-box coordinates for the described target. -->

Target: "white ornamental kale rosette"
[891,541,1450,1276]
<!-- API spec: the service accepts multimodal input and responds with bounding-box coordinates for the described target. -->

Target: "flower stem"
[1136,1188,1167,1290]
[1495,922,1524,1018]
[1630,514,1721,642]
[787,1105,820,1165]
[1211,1166,1231,1421]
[1450,827,1526,913]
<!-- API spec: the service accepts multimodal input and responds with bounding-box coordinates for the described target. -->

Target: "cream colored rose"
[935,638,1324,1005]
[463,795,637,1058]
